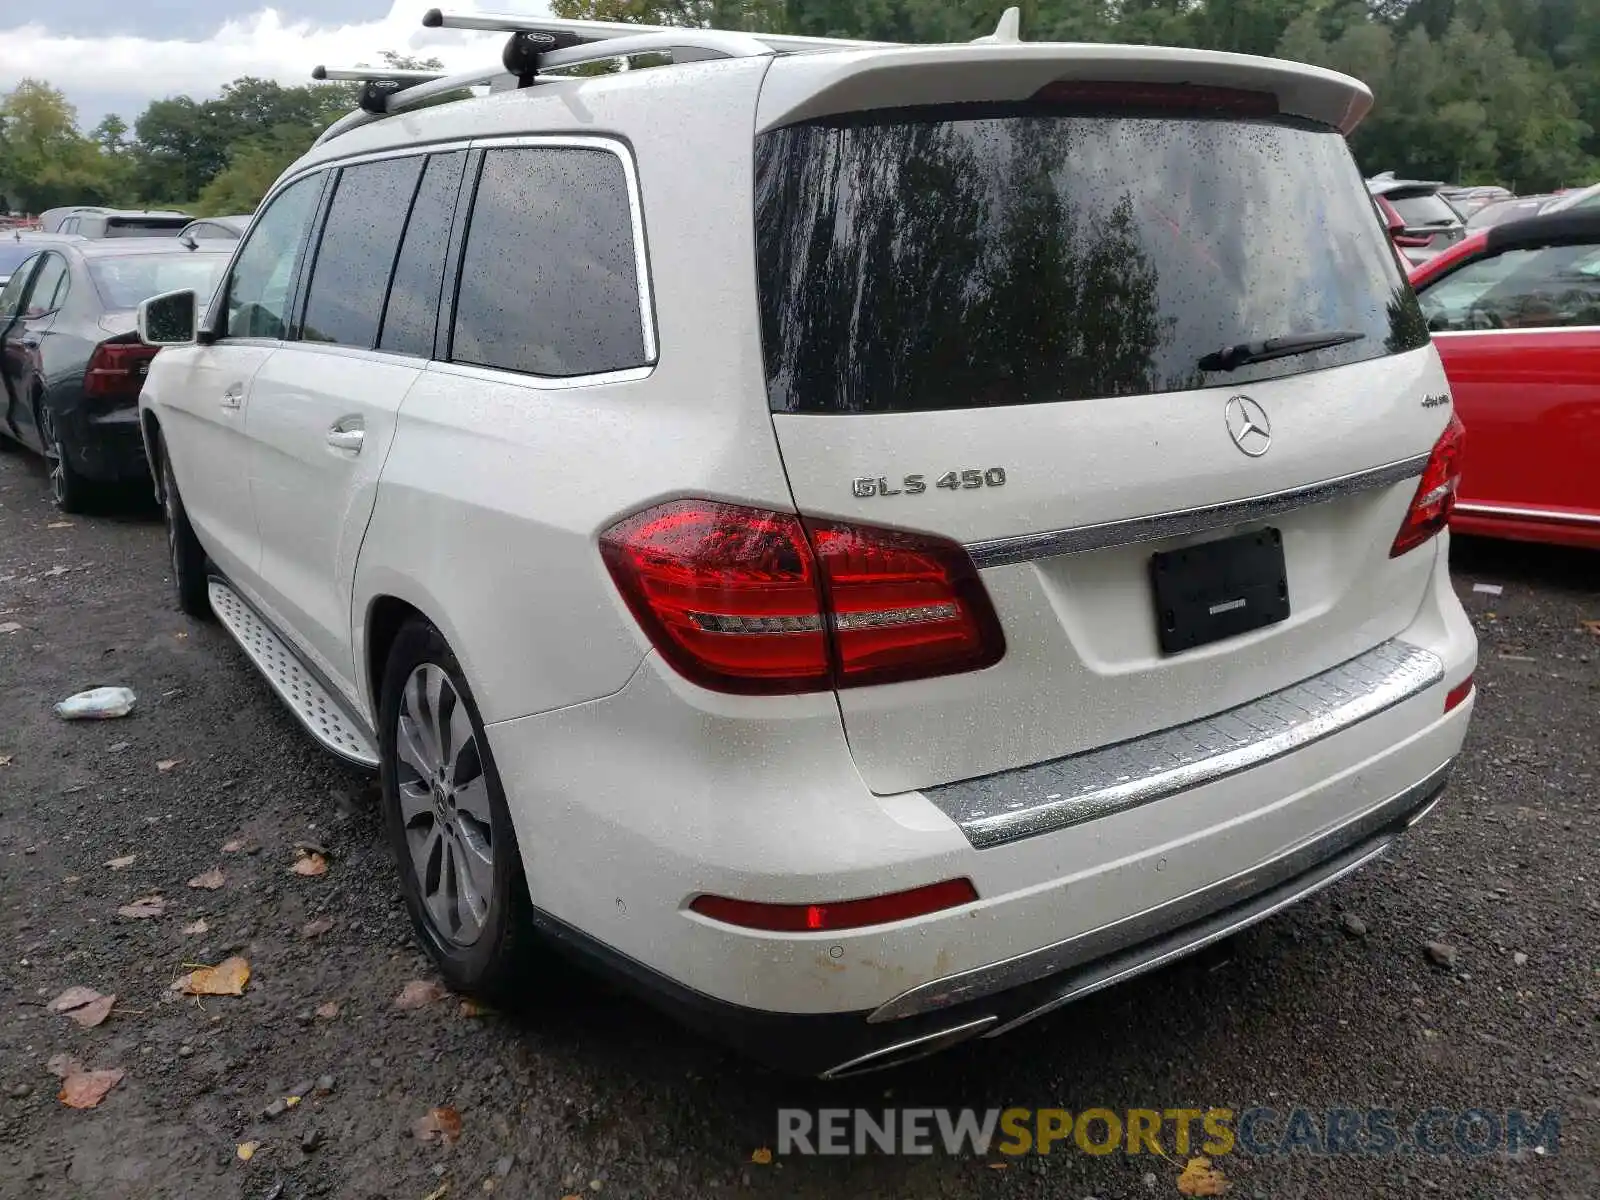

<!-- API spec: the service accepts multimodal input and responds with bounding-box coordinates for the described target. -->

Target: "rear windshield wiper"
[1198,330,1366,373]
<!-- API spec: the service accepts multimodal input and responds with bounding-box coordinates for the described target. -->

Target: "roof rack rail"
[311,7,1021,146]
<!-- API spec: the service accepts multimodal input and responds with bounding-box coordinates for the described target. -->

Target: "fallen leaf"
[290,852,327,877]
[284,1095,301,1109]
[47,521,73,529]
[48,987,116,1028]
[221,838,247,854]
[236,1141,261,1161]
[187,866,225,890]
[174,631,188,640]
[0,622,20,634]
[422,1186,450,1200]
[1583,619,1600,636]
[751,1148,773,1165]
[48,986,103,1013]
[182,919,209,935]
[47,1053,84,1078]
[156,759,181,772]
[178,956,251,997]
[458,999,489,1018]
[393,979,447,1010]
[1177,1156,1231,1197]
[0,754,12,766]
[59,1067,124,1109]
[105,854,136,869]
[300,916,334,939]
[117,895,164,919]
[314,1001,341,1020]
[412,1106,463,1145]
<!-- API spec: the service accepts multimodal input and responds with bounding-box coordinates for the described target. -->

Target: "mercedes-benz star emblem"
[1224,395,1272,458]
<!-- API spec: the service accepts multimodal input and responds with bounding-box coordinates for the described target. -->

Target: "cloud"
[0,0,552,124]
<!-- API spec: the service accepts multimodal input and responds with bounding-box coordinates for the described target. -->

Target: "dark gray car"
[0,239,230,509]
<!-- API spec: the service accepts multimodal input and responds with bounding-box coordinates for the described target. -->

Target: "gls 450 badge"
[852,468,1007,499]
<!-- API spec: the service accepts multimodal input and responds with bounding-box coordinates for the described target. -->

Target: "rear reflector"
[1391,412,1466,557]
[599,500,1004,694]
[1445,675,1473,712]
[1031,80,1279,116]
[690,878,979,932]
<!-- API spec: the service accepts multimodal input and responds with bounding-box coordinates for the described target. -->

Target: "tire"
[378,619,536,1001]
[157,434,212,619]
[37,399,91,513]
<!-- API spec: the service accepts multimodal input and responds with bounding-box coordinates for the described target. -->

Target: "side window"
[379,151,466,357]
[451,146,649,378]
[1420,242,1600,332]
[61,218,78,234]
[0,256,40,321]
[299,156,425,349]
[223,174,323,340]
[23,254,69,318]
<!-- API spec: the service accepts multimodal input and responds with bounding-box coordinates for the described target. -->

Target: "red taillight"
[1031,80,1279,116]
[1445,675,1473,712]
[689,878,979,932]
[599,500,1004,694]
[1391,413,1466,557]
[85,342,158,399]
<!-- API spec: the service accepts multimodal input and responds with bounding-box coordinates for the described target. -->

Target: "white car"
[136,9,1477,1077]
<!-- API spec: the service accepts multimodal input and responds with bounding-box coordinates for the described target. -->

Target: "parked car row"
[0,237,231,508]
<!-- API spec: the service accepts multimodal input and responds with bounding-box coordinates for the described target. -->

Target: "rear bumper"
[56,398,147,482]
[539,759,1450,1078]
[484,538,1475,1071]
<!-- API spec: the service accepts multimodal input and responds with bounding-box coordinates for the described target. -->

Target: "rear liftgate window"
[756,104,1429,414]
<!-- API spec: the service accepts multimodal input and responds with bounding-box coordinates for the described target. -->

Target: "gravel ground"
[0,448,1596,1200]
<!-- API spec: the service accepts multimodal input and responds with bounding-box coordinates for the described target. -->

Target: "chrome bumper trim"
[966,454,1428,569]
[819,1016,997,1080]
[1454,502,1600,527]
[927,639,1444,851]
[872,759,1452,1024]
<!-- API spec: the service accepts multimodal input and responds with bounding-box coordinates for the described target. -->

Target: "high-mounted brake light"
[599,500,1004,694]
[1031,80,1279,116]
[85,342,159,400]
[1390,412,1466,557]
[690,878,980,933]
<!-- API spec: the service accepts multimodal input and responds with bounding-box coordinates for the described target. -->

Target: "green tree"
[0,80,115,212]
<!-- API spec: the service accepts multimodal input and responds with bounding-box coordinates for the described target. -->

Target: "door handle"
[326,415,365,453]
[221,384,243,410]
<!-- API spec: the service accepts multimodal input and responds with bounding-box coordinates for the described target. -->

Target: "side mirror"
[137,289,198,347]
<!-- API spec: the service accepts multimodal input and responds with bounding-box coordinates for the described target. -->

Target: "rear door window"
[23,254,69,317]
[300,156,425,349]
[379,151,467,358]
[756,107,1427,414]
[450,145,650,378]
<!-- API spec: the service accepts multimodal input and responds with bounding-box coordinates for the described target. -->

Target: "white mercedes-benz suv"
[136,9,1477,1076]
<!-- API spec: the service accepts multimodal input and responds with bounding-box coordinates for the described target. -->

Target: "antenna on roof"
[972,6,1023,43]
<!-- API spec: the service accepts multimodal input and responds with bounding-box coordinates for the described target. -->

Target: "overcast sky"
[0,0,553,128]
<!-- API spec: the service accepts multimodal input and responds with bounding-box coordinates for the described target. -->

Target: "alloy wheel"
[394,663,494,946]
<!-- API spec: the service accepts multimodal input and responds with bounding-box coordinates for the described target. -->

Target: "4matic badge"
[852,468,1007,499]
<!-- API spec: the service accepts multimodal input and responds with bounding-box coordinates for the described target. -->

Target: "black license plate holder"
[1150,528,1289,654]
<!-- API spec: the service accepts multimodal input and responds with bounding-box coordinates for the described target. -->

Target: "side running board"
[208,579,379,768]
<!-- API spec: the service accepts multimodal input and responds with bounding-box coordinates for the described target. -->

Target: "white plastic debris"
[1473,583,1504,595]
[55,687,137,721]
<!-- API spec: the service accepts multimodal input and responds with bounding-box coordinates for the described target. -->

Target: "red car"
[1409,209,1600,549]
